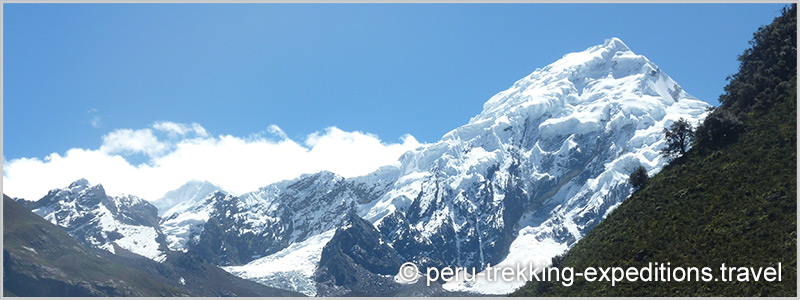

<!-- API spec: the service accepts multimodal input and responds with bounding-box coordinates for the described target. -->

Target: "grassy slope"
[512,5,796,297]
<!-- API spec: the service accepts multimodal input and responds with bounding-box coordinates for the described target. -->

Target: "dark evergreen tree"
[660,118,693,159]
[628,165,648,190]
[718,4,796,113]
[694,109,745,148]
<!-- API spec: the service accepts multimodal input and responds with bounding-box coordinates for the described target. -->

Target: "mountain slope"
[314,212,402,296]
[23,179,168,262]
[154,180,223,217]
[512,5,796,296]
[158,181,225,252]
[187,172,368,267]
[369,38,708,286]
[3,195,187,297]
[3,194,306,297]
[95,249,306,297]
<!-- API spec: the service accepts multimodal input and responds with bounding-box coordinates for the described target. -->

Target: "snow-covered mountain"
[165,38,709,295]
[391,37,708,294]
[23,179,168,262]
[19,38,710,296]
[153,180,222,217]
[214,171,395,295]
[188,172,367,265]
[157,180,224,251]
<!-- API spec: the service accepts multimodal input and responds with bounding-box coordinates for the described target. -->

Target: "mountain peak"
[63,178,105,196]
[467,36,704,132]
[68,178,90,189]
[303,170,341,181]
[603,37,630,52]
[184,179,216,187]
[153,180,224,217]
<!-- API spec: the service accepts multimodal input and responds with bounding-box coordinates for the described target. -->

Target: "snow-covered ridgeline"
[210,38,707,295]
[29,179,167,262]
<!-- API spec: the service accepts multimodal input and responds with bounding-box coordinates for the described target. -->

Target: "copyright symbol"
[395,262,420,283]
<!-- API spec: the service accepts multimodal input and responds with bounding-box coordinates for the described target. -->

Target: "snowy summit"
[222,37,709,295]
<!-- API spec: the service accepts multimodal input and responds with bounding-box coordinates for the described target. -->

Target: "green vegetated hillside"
[512,4,796,297]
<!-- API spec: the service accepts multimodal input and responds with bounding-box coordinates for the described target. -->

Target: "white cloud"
[99,128,168,157]
[3,122,424,201]
[152,121,209,137]
[267,124,289,140]
[303,128,421,179]
[91,116,102,128]
[88,108,102,128]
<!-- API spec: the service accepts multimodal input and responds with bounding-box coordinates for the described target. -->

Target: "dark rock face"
[313,212,492,297]
[370,164,533,273]
[188,172,363,266]
[187,192,292,265]
[314,213,402,296]
[376,210,440,269]
[110,194,161,228]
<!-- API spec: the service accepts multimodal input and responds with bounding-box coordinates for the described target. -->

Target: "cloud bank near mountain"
[3,121,423,201]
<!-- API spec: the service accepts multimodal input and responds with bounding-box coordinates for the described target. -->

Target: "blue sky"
[3,4,788,200]
[5,3,786,159]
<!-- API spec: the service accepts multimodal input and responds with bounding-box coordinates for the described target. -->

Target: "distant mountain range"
[3,195,303,297]
[7,37,709,296]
